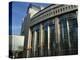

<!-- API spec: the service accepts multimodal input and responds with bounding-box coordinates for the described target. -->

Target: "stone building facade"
[21,4,78,58]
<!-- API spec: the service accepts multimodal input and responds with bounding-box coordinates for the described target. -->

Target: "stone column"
[67,20,71,53]
[33,31,37,56]
[48,25,51,56]
[54,17,61,55]
[76,11,78,24]
[27,28,32,57]
[39,24,44,56]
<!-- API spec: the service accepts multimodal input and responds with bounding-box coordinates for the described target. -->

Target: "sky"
[11,1,49,35]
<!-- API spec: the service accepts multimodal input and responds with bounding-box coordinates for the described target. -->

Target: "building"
[9,35,25,58]
[21,4,78,58]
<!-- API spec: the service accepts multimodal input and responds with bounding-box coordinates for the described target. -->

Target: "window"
[68,6,71,9]
[57,9,60,13]
[71,5,73,9]
[63,8,65,11]
[65,7,68,10]
[56,10,57,13]
[60,8,63,12]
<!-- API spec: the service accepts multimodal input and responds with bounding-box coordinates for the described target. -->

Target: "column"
[67,20,71,52]
[48,25,51,56]
[54,17,61,55]
[76,11,78,24]
[33,31,37,56]
[39,24,44,56]
[27,28,32,57]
